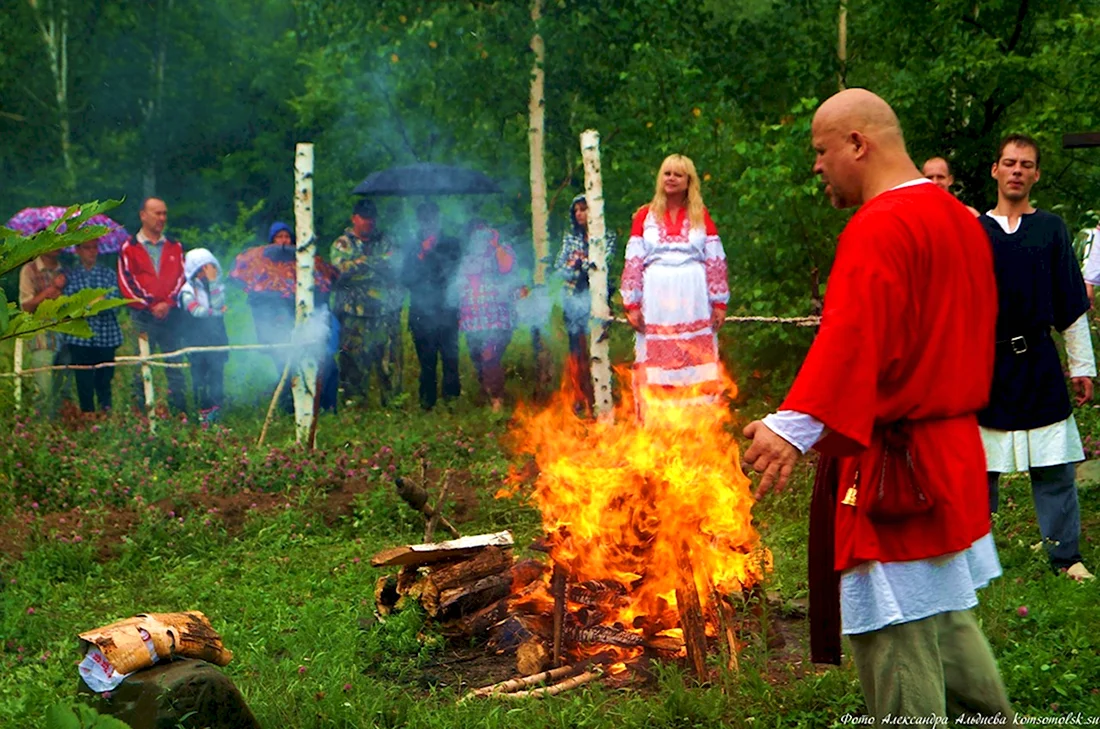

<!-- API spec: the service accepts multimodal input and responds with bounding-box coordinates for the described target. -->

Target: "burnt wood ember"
[370,531,513,568]
[566,580,628,608]
[562,619,645,648]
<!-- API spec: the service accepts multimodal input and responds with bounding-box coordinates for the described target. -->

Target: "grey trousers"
[988,464,1083,569]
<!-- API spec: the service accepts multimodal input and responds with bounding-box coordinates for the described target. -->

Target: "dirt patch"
[0,470,486,563]
[0,507,143,562]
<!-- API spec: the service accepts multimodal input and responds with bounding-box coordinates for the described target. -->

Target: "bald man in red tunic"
[743,89,1014,725]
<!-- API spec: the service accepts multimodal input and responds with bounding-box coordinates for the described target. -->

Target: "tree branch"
[1005,0,1030,53]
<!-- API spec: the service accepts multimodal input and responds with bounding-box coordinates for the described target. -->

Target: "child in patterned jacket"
[179,248,229,425]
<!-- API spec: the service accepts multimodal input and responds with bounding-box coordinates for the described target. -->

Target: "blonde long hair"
[647,154,706,230]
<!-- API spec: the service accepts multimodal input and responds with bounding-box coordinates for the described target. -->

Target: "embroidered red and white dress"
[620,205,729,405]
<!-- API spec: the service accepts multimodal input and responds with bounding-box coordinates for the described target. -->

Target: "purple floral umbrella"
[4,206,130,253]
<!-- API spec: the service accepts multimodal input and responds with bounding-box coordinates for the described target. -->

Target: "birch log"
[293,142,318,446]
[580,130,614,422]
[13,338,24,411]
[528,0,548,286]
[138,331,157,435]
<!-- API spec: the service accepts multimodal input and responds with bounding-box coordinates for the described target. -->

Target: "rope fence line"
[3,360,189,376]
[1,340,324,378]
[610,314,822,327]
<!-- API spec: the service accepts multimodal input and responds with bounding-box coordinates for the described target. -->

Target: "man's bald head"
[813,88,906,150]
[811,89,916,209]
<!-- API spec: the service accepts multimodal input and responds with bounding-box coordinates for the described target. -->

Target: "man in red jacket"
[118,197,188,413]
[743,90,1014,724]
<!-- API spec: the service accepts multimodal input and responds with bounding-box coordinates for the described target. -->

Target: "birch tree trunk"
[293,143,318,446]
[528,0,553,398]
[28,0,76,193]
[580,130,613,422]
[528,0,548,286]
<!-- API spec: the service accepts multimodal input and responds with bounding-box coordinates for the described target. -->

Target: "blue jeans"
[988,464,1083,569]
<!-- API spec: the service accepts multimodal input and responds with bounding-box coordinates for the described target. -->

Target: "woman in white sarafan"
[620,154,729,414]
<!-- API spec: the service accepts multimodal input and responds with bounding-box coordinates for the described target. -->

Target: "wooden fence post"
[138,331,157,435]
[13,338,24,412]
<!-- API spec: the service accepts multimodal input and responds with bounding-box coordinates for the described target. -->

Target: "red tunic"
[782,182,997,571]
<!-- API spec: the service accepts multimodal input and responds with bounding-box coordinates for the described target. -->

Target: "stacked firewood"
[370,530,743,698]
[372,531,531,625]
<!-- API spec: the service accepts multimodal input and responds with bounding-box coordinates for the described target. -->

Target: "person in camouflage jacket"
[330,198,402,406]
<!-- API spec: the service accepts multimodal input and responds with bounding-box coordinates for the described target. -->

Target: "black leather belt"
[995,328,1050,355]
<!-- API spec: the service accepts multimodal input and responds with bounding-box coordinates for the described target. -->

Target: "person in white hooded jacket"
[179,248,229,424]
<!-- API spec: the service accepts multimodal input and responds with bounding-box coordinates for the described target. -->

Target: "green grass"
[2,330,1099,727]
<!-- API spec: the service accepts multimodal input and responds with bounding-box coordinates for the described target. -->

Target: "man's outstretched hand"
[742,420,800,499]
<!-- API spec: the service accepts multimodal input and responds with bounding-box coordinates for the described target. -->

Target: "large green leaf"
[1,289,133,342]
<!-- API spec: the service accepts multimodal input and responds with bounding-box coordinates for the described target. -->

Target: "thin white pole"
[293,142,318,446]
[13,337,24,411]
[138,331,156,435]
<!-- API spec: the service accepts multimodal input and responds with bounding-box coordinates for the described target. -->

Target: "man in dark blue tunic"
[979,134,1095,582]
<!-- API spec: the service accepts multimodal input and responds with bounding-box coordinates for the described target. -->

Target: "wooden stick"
[551,563,567,667]
[712,589,741,673]
[394,477,461,540]
[257,358,292,448]
[495,670,602,699]
[425,470,452,543]
[459,664,577,702]
[675,542,708,679]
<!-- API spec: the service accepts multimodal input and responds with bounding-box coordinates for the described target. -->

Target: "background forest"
[3,0,1099,328]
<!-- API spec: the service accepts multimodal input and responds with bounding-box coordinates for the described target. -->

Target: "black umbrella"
[353,163,501,197]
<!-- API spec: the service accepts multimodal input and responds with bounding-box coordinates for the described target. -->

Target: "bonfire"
[371,368,772,698]
[502,368,772,677]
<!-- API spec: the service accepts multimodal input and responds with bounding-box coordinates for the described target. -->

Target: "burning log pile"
[373,374,773,699]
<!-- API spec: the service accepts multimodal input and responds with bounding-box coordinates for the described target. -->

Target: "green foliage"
[45,703,132,729]
[1,200,132,343]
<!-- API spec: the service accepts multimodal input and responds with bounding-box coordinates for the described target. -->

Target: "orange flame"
[504,366,771,658]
